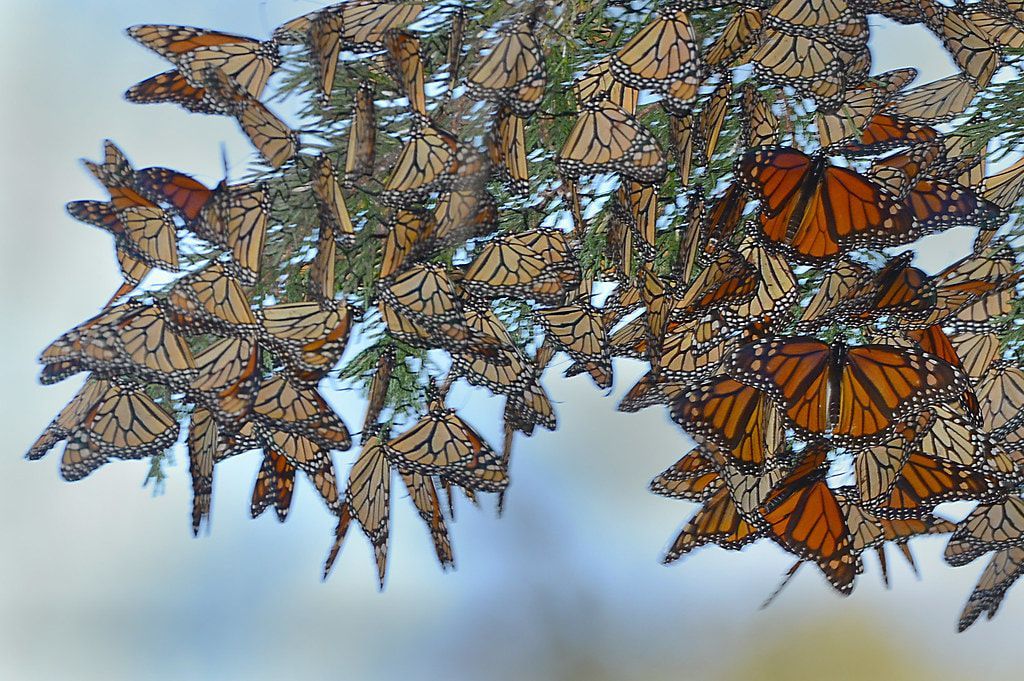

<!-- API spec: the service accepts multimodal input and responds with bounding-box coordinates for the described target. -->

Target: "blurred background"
[1,2,1022,679]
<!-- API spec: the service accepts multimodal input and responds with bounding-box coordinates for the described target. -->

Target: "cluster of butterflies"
[27,0,1024,628]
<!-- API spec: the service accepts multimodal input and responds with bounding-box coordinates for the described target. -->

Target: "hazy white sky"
[1,3,1022,680]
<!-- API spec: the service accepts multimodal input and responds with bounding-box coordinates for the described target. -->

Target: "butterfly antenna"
[760,561,803,609]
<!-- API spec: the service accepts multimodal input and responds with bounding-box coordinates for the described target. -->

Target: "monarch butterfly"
[379,208,432,280]
[261,428,343,512]
[466,15,546,117]
[383,29,426,115]
[949,282,1019,335]
[833,485,888,559]
[379,263,470,334]
[557,99,667,186]
[66,200,180,273]
[196,182,271,287]
[462,229,581,306]
[702,182,749,248]
[983,155,1024,210]
[27,377,109,461]
[125,69,229,114]
[379,296,495,362]
[732,234,799,321]
[867,143,945,198]
[900,176,1003,232]
[449,307,555,431]
[384,394,509,493]
[305,11,344,100]
[922,403,1019,480]
[536,301,612,389]
[666,113,695,187]
[957,545,1024,631]
[308,216,337,303]
[720,445,789,519]
[798,252,936,331]
[815,67,918,149]
[313,154,356,250]
[80,138,138,201]
[73,143,182,273]
[188,336,260,429]
[446,5,466,91]
[381,114,459,207]
[345,83,378,183]
[650,447,723,502]
[705,8,763,70]
[187,408,218,535]
[610,5,702,115]
[696,76,731,166]
[126,25,280,99]
[606,208,634,280]
[257,300,356,382]
[639,264,672,369]
[161,262,258,336]
[834,487,955,588]
[137,169,268,285]
[758,443,859,594]
[740,84,778,148]
[40,303,197,388]
[501,366,557,434]
[662,485,763,564]
[401,469,456,567]
[610,311,725,364]
[911,242,1021,328]
[274,2,424,49]
[726,336,970,442]
[430,188,499,252]
[344,433,392,585]
[134,166,215,222]
[362,346,396,434]
[217,419,263,461]
[252,374,352,451]
[965,4,1024,48]
[488,107,529,196]
[765,0,849,31]
[251,448,297,521]
[28,377,180,481]
[749,28,845,110]
[675,189,704,282]
[921,3,1001,87]
[945,496,1024,568]
[572,57,638,114]
[852,415,931,505]
[616,181,659,261]
[870,445,1002,520]
[200,67,298,169]
[618,331,736,413]
[976,361,1024,437]
[949,330,1001,382]
[739,147,918,263]
[940,134,987,188]
[673,246,758,323]
[886,73,979,123]
[671,376,783,467]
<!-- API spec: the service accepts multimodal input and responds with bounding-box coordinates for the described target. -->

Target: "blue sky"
[1,2,1023,680]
